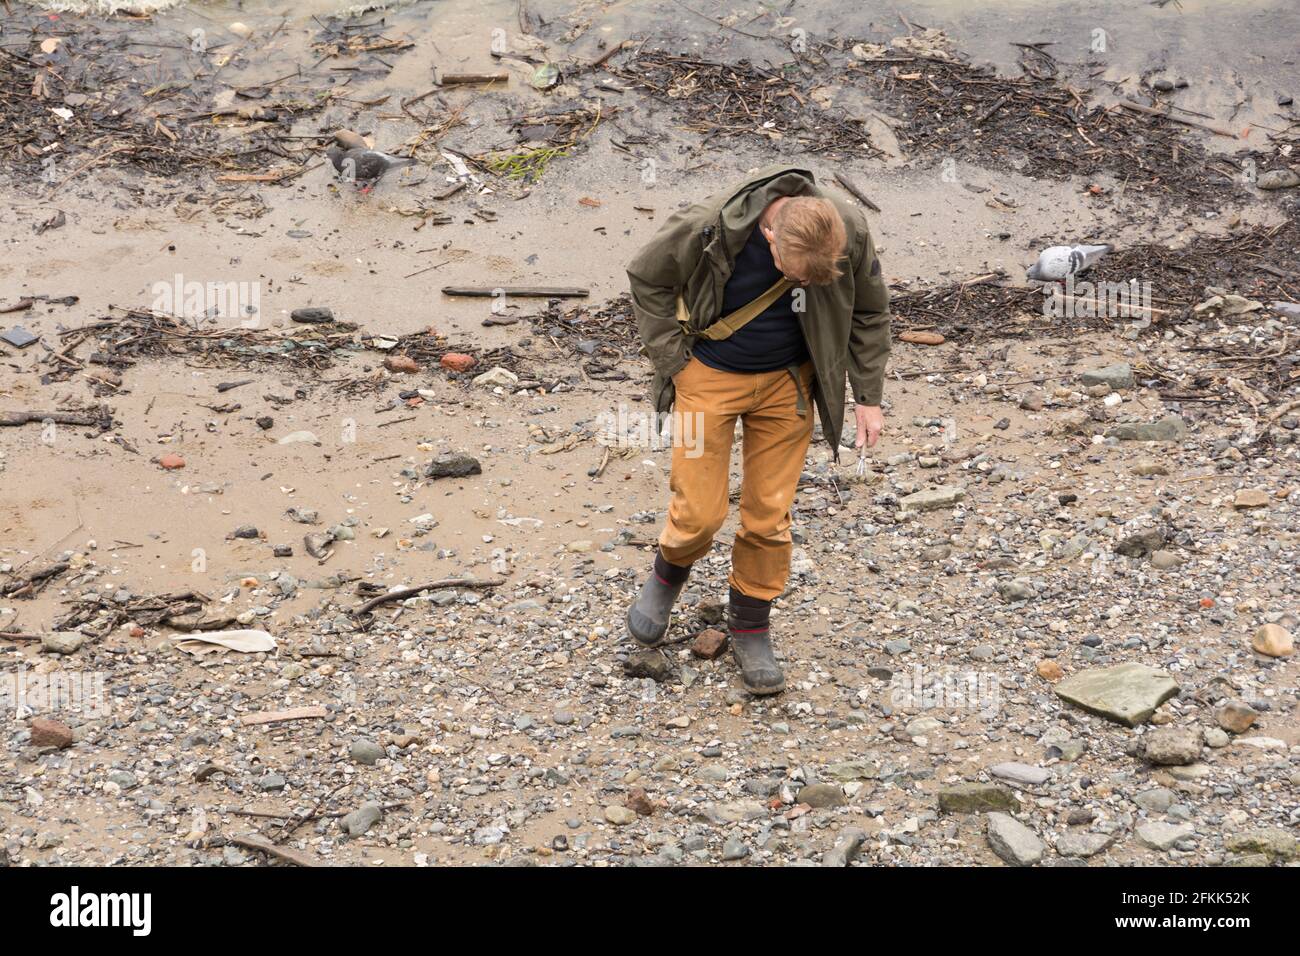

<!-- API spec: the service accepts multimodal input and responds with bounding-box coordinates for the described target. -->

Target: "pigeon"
[1026,243,1113,281]
[326,145,417,189]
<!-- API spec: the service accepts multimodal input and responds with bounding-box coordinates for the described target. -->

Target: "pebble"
[343,802,382,837]
[349,740,385,766]
[1251,623,1293,657]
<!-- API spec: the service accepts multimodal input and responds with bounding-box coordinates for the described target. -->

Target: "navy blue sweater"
[692,226,809,373]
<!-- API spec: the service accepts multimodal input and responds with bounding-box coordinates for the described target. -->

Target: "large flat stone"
[1080,363,1134,389]
[938,782,1018,814]
[1054,662,1179,727]
[899,485,966,512]
[1105,415,1186,442]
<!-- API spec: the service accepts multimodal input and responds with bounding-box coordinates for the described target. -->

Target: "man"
[624,164,890,694]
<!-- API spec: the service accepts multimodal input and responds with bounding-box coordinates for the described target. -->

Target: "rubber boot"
[728,588,784,695]
[626,551,690,647]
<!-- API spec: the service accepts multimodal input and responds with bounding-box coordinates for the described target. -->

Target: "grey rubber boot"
[729,590,784,695]
[626,554,690,647]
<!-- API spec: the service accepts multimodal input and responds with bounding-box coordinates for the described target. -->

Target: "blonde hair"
[772,197,848,284]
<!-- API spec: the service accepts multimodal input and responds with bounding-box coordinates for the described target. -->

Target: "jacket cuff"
[849,375,884,407]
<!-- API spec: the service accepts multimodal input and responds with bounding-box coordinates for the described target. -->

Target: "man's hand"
[855,404,884,449]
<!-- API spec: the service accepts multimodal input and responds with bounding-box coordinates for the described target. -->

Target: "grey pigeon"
[1026,243,1113,281]
[326,145,417,188]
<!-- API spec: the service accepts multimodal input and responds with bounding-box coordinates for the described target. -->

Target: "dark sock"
[654,550,691,586]
[729,587,770,632]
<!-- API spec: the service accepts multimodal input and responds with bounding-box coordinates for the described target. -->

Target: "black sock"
[654,550,691,586]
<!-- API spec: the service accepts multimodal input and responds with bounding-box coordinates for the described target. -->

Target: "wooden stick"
[352,577,505,615]
[439,72,509,85]
[0,632,41,642]
[1117,100,1238,138]
[239,706,329,727]
[0,410,110,427]
[832,172,882,212]
[441,286,588,298]
[228,832,323,867]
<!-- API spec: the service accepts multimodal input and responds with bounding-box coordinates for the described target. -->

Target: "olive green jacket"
[626,164,890,456]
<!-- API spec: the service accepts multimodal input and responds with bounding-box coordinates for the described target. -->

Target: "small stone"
[1055,831,1114,858]
[624,650,673,683]
[899,485,966,512]
[440,353,476,373]
[823,827,866,866]
[1223,828,1298,861]
[290,307,333,323]
[159,453,185,470]
[1079,363,1134,390]
[1133,788,1176,813]
[1136,821,1194,851]
[425,453,482,479]
[690,628,728,659]
[1251,623,1293,657]
[29,717,74,749]
[40,631,85,655]
[798,783,846,808]
[1114,527,1167,558]
[987,813,1043,866]
[1150,550,1183,569]
[472,366,518,388]
[626,788,655,816]
[342,802,382,837]
[1203,727,1230,748]
[1142,727,1202,766]
[1215,700,1258,734]
[1036,660,1064,682]
[1105,415,1186,442]
[1257,168,1300,190]
[997,578,1036,602]
[1233,488,1270,510]
[384,355,420,373]
[989,762,1050,787]
[349,740,385,766]
[604,805,636,826]
[721,834,750,860]
[938,783,1018,814]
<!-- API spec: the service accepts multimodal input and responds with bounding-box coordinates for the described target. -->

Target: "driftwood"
[439,72,509,85]
[0,408,112,428]
[1117,100,1238,139]
[441,286,588,298]
[228,833,324,868]
[0,631,41,642]
[352,577,505,615]
[1,561,70,598]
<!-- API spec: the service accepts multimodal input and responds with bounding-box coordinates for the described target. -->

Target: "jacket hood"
[714,165,819,261]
